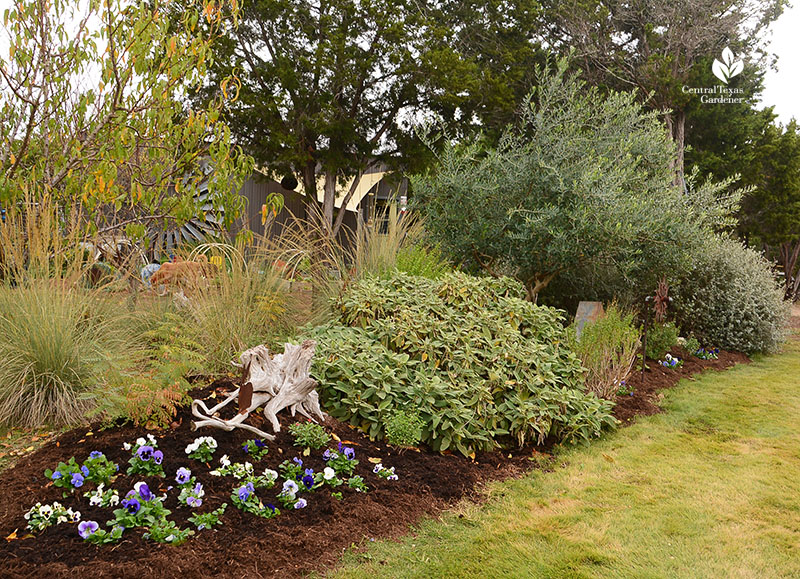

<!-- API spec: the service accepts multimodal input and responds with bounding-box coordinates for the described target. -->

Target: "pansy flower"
[137,445,154,461]
[294,498,307,509]
[89,451,103,460]
[80,465,90,477]
[78,521,99,539]
[176,467,191,485]
[71,473,85,488]
[123,497,140,515]
[153,450,164,465]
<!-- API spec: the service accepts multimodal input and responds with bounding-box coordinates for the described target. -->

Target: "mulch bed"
[0,348,749,578]
[613,346,750,423]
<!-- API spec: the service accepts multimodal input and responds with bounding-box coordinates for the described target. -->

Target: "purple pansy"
[302,475,314,489]
[78,520,99,539]
[71,473,85,488]
[89,451,103,460]
[137,445,154,461]
[136,482,153,502]
[343,447,355,460]
[80,465,90,477]
[51,471,62,480]
[123,497,140,515]
[176,467,191,485]
[294,498,307,509]
[153,450,163,465]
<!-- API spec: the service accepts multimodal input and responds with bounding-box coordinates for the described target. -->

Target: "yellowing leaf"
[368,457,382,464]
[421,352,428,362]
[302,447,311,456]
[9,152,15,165]
[331,432,341,442]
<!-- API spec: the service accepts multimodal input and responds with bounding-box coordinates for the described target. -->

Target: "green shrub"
[673,237,790,353]
[308,271,617,457]
[682,335,701,354]
[383,409,424,447]
[394,244,450,279]
[91,312,204,429]
[0,284,138,428]
[288,421,331,450]
[645,322,679,360]
[570,303,640,399]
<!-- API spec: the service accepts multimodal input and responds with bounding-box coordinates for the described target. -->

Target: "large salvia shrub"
[308,272,617,457]
[673,237,790,353]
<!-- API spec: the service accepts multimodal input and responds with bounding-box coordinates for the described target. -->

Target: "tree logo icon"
[712,47,743,84]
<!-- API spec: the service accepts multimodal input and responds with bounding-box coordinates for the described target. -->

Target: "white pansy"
[122,442,132,451]
[323,467,335,480]
[263,468,278,481]
[136,437,146,447]
[109,495,119,506]
[147,434,157,445]
[220,454,231,467]
[89,495,101,507]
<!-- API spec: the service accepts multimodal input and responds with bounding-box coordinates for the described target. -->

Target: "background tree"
[539,0,784,179]
[413,62,740,303]
[198,0,474,236]
[737,121,800,300]
[0,0,254,240]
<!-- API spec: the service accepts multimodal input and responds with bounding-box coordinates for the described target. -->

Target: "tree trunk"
[780,240,800,301]
[322,170,336,231]
[301,161,317,221]
[666,109,686,187]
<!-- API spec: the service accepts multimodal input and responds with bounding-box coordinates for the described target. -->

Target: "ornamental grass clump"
[0,283,139,429]
[309,271,617,457]
[570,303,640,400]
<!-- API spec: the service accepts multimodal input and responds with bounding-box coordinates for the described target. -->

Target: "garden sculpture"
[191,340,326,440]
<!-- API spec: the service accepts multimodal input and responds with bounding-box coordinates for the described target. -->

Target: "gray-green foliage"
[414,59,739,303]
[308,272,617,457]
[673,236,790,354]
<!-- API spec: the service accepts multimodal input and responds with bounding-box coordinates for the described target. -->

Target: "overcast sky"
[760,3,800,124]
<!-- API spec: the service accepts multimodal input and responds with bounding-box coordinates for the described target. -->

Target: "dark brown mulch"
[0,345,751,579]
[0,382,532,579]
[612,346,750,424]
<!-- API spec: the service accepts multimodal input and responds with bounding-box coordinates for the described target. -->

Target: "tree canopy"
[413,61,741,303]
[0,0,255,240]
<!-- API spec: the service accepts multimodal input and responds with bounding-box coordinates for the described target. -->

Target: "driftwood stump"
[191,340,326,440]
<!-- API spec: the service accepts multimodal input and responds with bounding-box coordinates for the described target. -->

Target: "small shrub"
[288,422,331,450]
[91,312,204,429]
[570,303,640,399]
[309,271,617,457]
[383,409,424,447]
[673,236,790,353]
[681,335,700,354]
[645,322,679,360]
[394,245,450,279]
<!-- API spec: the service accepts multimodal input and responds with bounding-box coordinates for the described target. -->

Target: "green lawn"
[330,339,800,578]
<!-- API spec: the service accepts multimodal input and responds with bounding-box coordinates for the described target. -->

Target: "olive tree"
[414,61,740,302]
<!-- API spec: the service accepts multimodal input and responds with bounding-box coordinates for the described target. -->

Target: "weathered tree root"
[191,340,326,438]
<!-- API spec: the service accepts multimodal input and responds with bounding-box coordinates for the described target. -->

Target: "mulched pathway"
[0,348,750,578]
